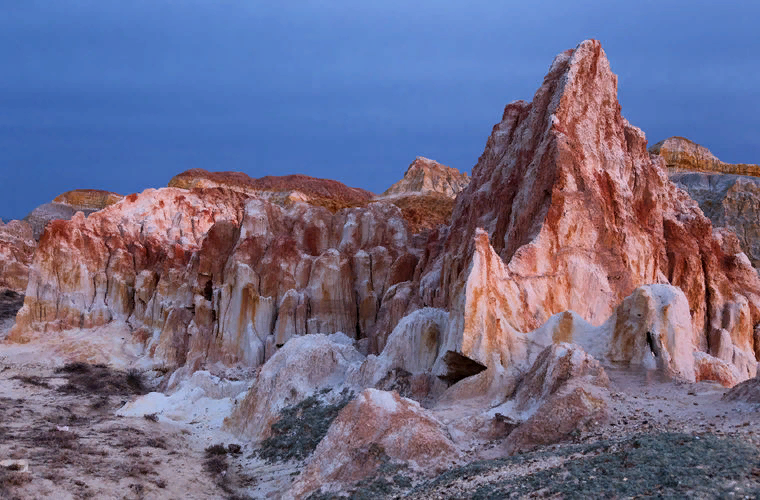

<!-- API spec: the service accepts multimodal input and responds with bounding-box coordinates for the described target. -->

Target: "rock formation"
[670,172,760,269]
[9,40,760,390]
[416,39,760,390]
[169,169,374,212]
[651,136,760,177]
[224,333,364,441]
[52,189,124,212]
[0,219,36,293]
[10,187,250,339]
[24,189,124,240]
[288,389,459,499]
[11,185,420,373]
[383,156,469,198]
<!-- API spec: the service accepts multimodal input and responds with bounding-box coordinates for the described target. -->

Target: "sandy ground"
[1,308,758,499]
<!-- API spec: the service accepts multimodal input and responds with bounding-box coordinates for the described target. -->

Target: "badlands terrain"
[1,39,759,499]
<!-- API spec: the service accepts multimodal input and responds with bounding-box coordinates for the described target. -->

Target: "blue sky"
[1,1,759,219]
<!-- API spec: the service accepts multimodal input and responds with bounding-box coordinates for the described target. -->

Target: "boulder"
[722,374,760,404]
[511,343,608,417]
[288,389,459,499]
[223,333,364,442]
[501,384,608,455]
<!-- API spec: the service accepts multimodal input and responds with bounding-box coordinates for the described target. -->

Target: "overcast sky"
[1,1,759,219]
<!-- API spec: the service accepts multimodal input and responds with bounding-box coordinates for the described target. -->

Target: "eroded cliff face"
[417,40,760,386]
[651,136,760,177]
[11,185,420,371]
[11,188,250,339]
[670,172,760,270]
[0,219,36,293]
[25,189,125,240]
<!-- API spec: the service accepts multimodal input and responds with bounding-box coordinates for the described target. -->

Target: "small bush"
[205,444,229,457]
[55,362,91,374]
[256,389,354,463]
[54,363,148,397]
[204,455,228,475]
[10,375,51,388]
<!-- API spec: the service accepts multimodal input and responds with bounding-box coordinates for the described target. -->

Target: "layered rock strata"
[52,189,124,212]
[0,219,36,292]
[169,169,374,212]
[651,136,760,177]
[670,172,760,269]
[25,189,124,240]
[11,187,419,372]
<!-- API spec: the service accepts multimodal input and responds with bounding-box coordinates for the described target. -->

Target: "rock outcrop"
[670,172,760,269]
[383,157,469,198]
[288,389,459,499]
[417,39,760,389]
[224,333,364,441]
[11,185,420,373]
[722,373,760,404]
[0,219,36,293]
[650,136,760,177]
[52,189,124,212]
[10,187,250,339]
[169,169,374,212]
[24,189,124,240]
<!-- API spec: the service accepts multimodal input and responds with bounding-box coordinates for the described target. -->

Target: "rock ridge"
[650,136,760,177]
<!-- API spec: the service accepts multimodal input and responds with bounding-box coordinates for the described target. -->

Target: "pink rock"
[419,39,760,386]
[0,219,35,293]
[288,389,459,499]
[383,156,470,198]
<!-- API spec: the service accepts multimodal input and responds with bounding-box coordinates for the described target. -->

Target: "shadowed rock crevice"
[438,350,487,384]
[0,290,24,322]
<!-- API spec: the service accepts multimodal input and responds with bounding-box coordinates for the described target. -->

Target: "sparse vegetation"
[55,362,147,397]
[10,375,50,388]
[256,389,354,463]
[410,432,760,499]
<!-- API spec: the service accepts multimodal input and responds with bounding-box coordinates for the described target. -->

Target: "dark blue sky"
[1,1,759,219]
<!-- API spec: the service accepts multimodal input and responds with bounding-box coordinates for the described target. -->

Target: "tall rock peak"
[424,39,760,384]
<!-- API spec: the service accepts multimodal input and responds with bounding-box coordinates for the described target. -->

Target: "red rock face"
[7,40,759,389]
[10,185,419,369]
[383,156,470,198]
[0,220,36,293]
[420,40,760,381]
[169,169,374,210]
[52,189,124,211]
[10,187,250,339]
[185,198,415,367]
